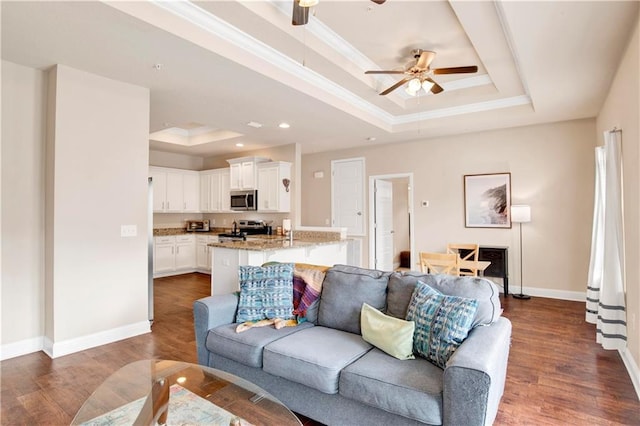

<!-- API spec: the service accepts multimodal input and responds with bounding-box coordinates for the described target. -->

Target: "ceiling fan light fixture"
[298,0,319,7]
[405,86,418,96]
[408,78,422,92]
[421,80,434,92]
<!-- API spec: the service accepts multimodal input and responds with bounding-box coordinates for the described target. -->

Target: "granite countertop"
[207,236,346,252]
[153,227,345,252]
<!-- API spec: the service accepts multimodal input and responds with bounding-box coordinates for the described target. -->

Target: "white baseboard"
[516,285,586,302]
[620,347,640,401]
[42,321,151,359]
[0,336,44,361]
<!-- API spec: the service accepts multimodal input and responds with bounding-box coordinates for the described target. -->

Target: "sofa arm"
[193,294,239,366]
[443,317,512,426]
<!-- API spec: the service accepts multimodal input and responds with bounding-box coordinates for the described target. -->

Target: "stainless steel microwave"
[230,190,258,211]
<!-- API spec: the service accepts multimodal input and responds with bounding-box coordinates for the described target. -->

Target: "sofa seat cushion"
[340,348,444,425]
[206,322,314,368]
[263,326,372,394]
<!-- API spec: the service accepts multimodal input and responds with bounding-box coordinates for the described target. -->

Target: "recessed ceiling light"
[247,121,263,128]
[279,122,291,129]
[235,143,244,147]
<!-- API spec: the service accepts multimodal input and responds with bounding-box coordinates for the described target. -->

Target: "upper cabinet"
[227,156,270,190]
[150,166,200,213]
[257,161,291,212]
[200,168,231,213]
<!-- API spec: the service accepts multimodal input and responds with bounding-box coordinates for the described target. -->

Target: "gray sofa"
[194,265,511,426]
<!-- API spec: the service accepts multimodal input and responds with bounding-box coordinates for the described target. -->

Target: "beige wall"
[1,61,46,348]
[596,10,639,382]
[302,119,596,297]
[45,65,150,355]
[149,150,204,171]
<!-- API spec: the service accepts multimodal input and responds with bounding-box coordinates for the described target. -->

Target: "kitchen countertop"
[207,236,346,252]
[153,227,346,252]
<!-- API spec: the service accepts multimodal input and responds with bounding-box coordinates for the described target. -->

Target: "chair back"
[447,243,479,276]
[419,252,460,276]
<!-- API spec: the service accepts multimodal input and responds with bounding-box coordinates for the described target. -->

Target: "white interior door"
[374,179,394,271]
[332,158,365,235]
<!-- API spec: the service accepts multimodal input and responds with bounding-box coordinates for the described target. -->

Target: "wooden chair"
[419,252,460,276]
[447,243,479,276]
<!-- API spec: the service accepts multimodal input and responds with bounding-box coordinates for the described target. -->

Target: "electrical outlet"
[223,219,227,225]
[210,219,216,225]
[325,218,330,225]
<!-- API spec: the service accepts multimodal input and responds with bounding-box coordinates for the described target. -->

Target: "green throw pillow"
[236,263,295,323]
[360,303,415,360]
[406,281,478,369]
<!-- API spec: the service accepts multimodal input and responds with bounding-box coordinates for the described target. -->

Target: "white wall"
[302,119,596,298]
[1,61,46,355]
[596,9,639,392]
[44,65,150,356]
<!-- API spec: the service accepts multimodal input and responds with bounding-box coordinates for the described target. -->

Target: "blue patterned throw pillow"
[236,263,295,323]
[406,280,478,369]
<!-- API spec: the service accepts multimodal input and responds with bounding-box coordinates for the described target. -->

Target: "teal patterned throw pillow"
[236,263,295,323]
[406,280,478,369]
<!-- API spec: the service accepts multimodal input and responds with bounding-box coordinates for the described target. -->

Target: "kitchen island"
[208,233,347,295]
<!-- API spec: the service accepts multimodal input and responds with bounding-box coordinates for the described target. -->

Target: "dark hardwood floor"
[1,273,638,425]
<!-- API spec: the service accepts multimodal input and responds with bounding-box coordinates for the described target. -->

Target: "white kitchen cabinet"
[182,173,199,212]
[175,234,196,270]
[150,166,199,213]
[227,156,269,190]
[154,236,176,274]
[165,172,184,212]
[150,169,167,212]
[257,161,291,212]
[153,234,198,277]
[196,235,214,271]
[200,169,231,212]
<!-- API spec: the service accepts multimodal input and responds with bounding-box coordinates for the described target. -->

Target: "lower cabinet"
[154,236,176,274]
[153,234,199,277]
[175,235,196,270]
[196,235,215,271]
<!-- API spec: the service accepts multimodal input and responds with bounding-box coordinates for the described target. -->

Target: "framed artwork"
[464,173,511,228]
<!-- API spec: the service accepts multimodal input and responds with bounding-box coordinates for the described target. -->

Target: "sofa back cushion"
[388,272,501,327]
[318,265,390,334]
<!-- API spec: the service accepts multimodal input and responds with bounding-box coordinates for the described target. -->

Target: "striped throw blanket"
[293,263,329,320]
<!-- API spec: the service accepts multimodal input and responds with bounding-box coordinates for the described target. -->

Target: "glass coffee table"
[71,359,302,426]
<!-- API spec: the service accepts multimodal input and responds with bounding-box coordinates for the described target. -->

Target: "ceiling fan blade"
[379,78,411,96]
[426,77,444,94]
[365,70,406,75]
[292,0,309,26]
[415,51,436,70]
[370,0,386,4]
[432,65,478,75]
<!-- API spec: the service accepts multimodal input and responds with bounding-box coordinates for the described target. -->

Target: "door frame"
[368,173,415,271]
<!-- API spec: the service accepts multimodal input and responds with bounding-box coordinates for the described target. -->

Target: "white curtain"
[586,130,627,350]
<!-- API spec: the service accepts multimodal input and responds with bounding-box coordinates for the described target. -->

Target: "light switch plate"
[121,225,137,237]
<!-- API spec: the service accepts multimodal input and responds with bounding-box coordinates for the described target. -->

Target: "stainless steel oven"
[230,190,258,211]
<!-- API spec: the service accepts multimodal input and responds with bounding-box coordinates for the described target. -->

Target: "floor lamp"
[511,205,531,300]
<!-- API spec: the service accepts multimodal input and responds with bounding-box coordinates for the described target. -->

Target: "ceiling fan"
[365,49,478,96]
[292,0,385,26]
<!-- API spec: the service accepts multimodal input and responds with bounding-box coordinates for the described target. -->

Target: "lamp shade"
[511,205,531,223]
